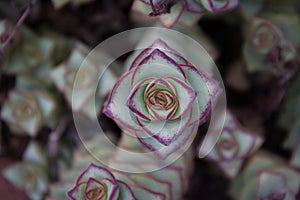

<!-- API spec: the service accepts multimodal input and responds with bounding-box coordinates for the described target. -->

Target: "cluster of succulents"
[0,0,300,199]
[48,132,194,200]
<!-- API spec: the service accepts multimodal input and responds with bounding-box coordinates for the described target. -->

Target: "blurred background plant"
[0,0,299,199]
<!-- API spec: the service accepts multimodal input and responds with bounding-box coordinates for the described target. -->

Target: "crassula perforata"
[103,39,220,159]
[1,89,57,137]
[50,42,118,118]
[203,110,263,178]
[68,164,137,200]
[230,152,300,200]
[243,17,299,79]
[48,132,194,200]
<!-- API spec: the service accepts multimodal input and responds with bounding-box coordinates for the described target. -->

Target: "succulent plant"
[3,141,49,200]
[202,110,263,178]
[68,164,137,200]
[103,38,220,159]
[230,151,300,200]
[48,131,194,200]
[2,1,300,199]
[50,42,119,118]
[243,17,299,80]
[132,0,240,27]
[2,26,55,75]
[1,89,57,137]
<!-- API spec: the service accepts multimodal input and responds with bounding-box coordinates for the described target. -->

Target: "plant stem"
[0,0,37,56]
[48,115,70,181]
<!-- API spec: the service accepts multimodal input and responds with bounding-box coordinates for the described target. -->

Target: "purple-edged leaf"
[159,2,185,28]
[164,77,196,120]
[150,166,185,199]
[103,71,141,132]
[117,181,137,200]
[178,5,204,26]
[184,0,206,13]
[201,0,240,13]
[204,111,263,178]
[130,39,189,70]
[215,129,239,161]
[127,78,154,122]
[76,164,116,184]
[112,170,167,200]
[130,174,172,199]
[138,123,197,159]
[137,109,192,145]
[181,65,216,125]
[100,178,120,200]
[131,49,186,87]
[68,183,86,200]
[256,171,287,200]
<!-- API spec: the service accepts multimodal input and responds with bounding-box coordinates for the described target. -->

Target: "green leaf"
[3,163,48,200]
[23,141,48,169]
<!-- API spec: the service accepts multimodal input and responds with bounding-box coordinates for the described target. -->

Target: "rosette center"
[85,178,107,200]
[143,78,179,121]
[13,101,36,119]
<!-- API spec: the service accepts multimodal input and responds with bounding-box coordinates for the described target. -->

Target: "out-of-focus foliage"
[50,42,119,118]
[230,151,300,200]
[3,142,49,200]
[243,17,299,79]
[203,110,263,178]
[279,72,300,149]
[1,89,57,136]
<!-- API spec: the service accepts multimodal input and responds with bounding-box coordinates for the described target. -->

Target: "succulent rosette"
[203,111,263,178]
[3,142,49,200]
[243,18,299,78]
[103,39,220,159]
[50,43,118,118]
[1,89,57,137]
[230,152,300,200]
[132,0,240,27]
[2,26,55,75]
[68,164,137,200]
